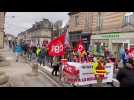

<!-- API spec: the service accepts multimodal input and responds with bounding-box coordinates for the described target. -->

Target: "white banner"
[63,62,114,86]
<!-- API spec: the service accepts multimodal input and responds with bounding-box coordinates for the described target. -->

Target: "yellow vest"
[36,48,41,56]
[80,51,87,58]
[92,62,98,74]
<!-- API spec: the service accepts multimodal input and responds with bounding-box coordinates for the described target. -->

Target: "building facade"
[68,12,134,59]
[18,19,52,46]
[0,12,6,49]
[68,12,92,50]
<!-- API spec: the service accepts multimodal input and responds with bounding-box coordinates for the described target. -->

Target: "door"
[124,43,128,49]
[112,43,122,59]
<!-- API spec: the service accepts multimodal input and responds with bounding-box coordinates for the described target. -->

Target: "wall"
[0,12,5,48]
[68,12,131,34]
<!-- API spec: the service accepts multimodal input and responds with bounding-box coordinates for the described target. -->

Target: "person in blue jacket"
[15,43,23,62]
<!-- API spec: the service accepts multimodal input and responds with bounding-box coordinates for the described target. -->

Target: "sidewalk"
[0,48,62,87]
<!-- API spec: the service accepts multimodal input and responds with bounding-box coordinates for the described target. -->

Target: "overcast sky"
[5,12,69,36]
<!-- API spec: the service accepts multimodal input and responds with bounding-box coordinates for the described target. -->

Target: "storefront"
[91,32,134,59]
[69,32,91,50]
[81,33,91,51]
[69,32,81,48]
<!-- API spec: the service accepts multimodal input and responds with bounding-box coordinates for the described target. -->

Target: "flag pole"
[80,36,82,63]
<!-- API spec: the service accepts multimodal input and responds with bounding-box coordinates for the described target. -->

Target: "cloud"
[5,12,69,36]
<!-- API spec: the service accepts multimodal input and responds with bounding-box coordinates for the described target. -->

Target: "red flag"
[64,32,71,49]
[48,33,65,56]
[128,47,134,58]
[76,38,85,53]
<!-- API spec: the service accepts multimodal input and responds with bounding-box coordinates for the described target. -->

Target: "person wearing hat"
[116,58,134,87]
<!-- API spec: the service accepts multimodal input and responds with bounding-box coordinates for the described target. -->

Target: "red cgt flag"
[76,38,85,53]
[48,33,65,56]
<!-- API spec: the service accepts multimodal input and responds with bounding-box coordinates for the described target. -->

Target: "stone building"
[0,12,6,49]
[68,12,134,58]
[18,18,52,46]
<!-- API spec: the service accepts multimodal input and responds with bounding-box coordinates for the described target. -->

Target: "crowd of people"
[8,40,60,76]
[7,39,134,87]
[8,40,119,74]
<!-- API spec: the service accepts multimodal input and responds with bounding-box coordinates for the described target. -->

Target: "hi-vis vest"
[92,62,98,74]
[36,48,41,56]
[95,63,108,75]
[93,47,97,55]
[92,62,108,75]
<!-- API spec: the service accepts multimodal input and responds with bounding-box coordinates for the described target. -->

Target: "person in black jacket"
[52,57,60,76]
[116,58,134,87]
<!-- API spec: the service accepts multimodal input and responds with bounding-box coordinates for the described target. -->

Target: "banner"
[48,33,65,56]
[62,62,114,86]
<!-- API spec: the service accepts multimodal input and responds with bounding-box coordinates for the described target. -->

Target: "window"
[96,15,100,30]
[124,15,131,25]
[124,12,134,25]
[96,12,102,31]
[75,16,79,26]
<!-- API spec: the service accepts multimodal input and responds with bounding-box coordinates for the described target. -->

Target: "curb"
[39,66,65,87]
[22,55,66,87]
[0,71,9,85]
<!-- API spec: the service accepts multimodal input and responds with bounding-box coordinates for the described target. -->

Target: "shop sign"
[91,32,120,40]
[101,33,120,39]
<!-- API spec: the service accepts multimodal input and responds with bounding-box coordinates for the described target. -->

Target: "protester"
[15,42,23,62]
[122,49,129,67]
[104,47,110,59]
[12,40,16,53]
[92,57,99,74]
[52,57,60,76]
[9,40,12,49]
[27,46,33,61]
[39,47,46,66]
[36,47,41,64]
[36,47,41,57]
[23,43,28,55]
[116,58,134,87]
[119,47,126,67]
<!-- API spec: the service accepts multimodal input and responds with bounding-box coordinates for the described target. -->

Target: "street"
[2,12,134,87]
[0,48,61,87]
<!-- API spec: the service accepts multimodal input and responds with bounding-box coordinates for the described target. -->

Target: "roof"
[68,12,80,15]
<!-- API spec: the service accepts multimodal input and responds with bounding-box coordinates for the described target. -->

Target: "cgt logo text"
[51,45,64,53]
